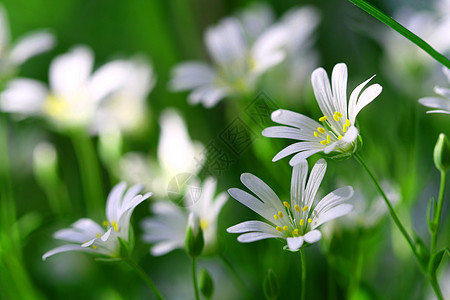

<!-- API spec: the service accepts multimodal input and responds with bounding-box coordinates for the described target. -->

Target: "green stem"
[431,171,446,254]
[70,131,104,219]
[192,257,200,300]
[430,273,444,300]
[123,257,164,300]
[354,153,416,255]
[300,249,306,300]
[348,0,450,69]
[218,252,255,300]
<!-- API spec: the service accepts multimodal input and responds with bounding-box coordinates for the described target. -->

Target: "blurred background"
[0,0,449,299]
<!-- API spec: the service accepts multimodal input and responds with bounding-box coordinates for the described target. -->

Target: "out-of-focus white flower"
[0,5,55,79]
[141,178,228,256]
[263,63,382,164]
[0,46,154,134]
[43,182,151,260]
[419,67,450,114]
[119,109,203,196]
[170,6,286,107]
[227,159,353,252]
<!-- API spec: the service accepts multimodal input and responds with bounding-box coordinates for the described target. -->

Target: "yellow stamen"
[283,226,289,231]
[319,116,328,122]
[278,211,284,218]
[96,233,101,238]
[326,135,331,143]
[338,135,343,140]
[112,221,118,232]
[276,226,283,232]
[102,221,109,226]
[294,205,301,212]
[313,131,319,137]
[92,245,98,250]
[283,201,290,209]
[320,140,328,145]
[317,127,326,134]
[273,214,279,220]
[343,124,347,133]
[293,229,299,235]
[335,112,343,118]
[346,119,350,126]
[333,114,340,121]
[300,219,305,226]
[200,218,209,230]
[308,218,312,223]
[302,205,309,212]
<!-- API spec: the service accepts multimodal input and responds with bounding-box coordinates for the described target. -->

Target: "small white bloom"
[227,159,353,252]
[141,178,228,256]
[262,63,382,165]
[419,67,450,114]
[170,7,286,107]
[0,5,55,78]
[42,182,151,260]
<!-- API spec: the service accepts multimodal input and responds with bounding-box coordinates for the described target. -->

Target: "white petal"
[170,62,215,91]
[71,218,104,236]
[42,244,91,261]
[54,228,97,243]
[351,84,382,124]
[273,142,321,161]
[426,110,450,114]
[311,67,334,120]
[0,79,47,114]
[227,220,281,235]
[262,126,309,140]
[10,31,55,64]
[289,149,322,166]
[121,184,144,211]
[237,232,280,243]
[106,182,127,222]
[304,159,327,209]
[342,126,358,143]
[312,203,353,229]
[228,188,273,221]
[270,109,321,131]
[150,240,184,256]
[188,86,229,107]
[434,86,450,98]
[286,236,304,251]
[419,97,450,111]
[49,46,93,96]
[89,59,131,102]
[303,229,322,244]
[290,160,308,211]
[331,63,348,119]
[348,75,374,124]
[240,173,284,212]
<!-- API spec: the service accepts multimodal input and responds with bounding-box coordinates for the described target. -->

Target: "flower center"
[313,111,352,145]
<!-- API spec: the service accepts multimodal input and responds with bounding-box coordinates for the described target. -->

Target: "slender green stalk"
[348,0,450,68]
[300,249,306,300]
[123,257,164,300]
[218,252,255,300]
[192,257,200,300]
[430,273,444,300]
[431,171,446,254]
[70,130,104,219]
[354,153,416,254]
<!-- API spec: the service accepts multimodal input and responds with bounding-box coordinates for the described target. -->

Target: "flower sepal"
[414,235,430,273]
[185,212,205,258]
[118,236,132,259]
[94,257,123,264]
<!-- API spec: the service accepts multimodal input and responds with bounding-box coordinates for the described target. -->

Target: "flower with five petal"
[227,159,353,251]
[42,182,151,260]
[419,67,450,114]
[262,63,382,165]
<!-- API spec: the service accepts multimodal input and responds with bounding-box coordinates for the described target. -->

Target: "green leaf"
[414,236,430,272]
[428,248,446,275]
[199,268,214,299]
[263,269,279,300]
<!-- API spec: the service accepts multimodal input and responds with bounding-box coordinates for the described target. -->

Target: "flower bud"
[434,133,450,173]
[185,212,204,257]
[199,268,214,299]
[263,269,279,300]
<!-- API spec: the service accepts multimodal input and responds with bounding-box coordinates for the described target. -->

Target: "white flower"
[262,63,382,165]
[0,5,55,78]
[170,7,286,107]
[119,109,203,196]
[419,67,450,114]
[141,178,228,256]
[227,159,353,251]
[0,46,154,133]
[42,182,151,260]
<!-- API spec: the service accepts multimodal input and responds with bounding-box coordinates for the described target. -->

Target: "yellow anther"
[283,226,289,231]
[278,211,284,218]
[276,226,283,232]
[343,124,347,133]
[338,135,343,140]
[293,229,299,235]
[319,116,328,122]
[96,233,101,238]
[200,219,209,230]
[300,219,305,226]
[308,218,312,223]
[335,112,343,118]
[92,245,98,250]
[283,201,290,209]
[317,127,326,134]
[313,131,319,137]
[346,119,350,126]
[320,140,328,145]
[302,205,309,212]
[273,214,279,220]
[327,135,331,143]
[112,221,118,232]
[333,114,340,121]
[102,221,109,226]
[294,205,301,212]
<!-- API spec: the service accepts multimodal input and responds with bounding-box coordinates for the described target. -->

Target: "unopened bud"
[434,133,450,173]
[185,212,204,257]
[199,268,214,299]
